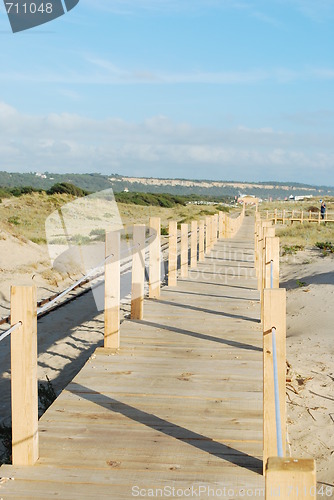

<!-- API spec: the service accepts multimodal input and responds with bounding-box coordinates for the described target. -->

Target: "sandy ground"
[280,249,334,488]
[0,227,333,490]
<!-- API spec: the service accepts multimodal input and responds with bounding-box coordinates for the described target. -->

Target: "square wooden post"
[265,458,316,499]
[198,220,205,262]
[205,217,211,254]
[225,214,230,238]
[263,288,286,473]
[104,231,120,349]
[190,220,198,269]
[214,214,218,243]
[149,217,161,299]
[264,237,280,289]
[131,224,146,320]
[168,221,177,286]
[218,212,223,238]
[181,223,188,278]
[11,286,39,465]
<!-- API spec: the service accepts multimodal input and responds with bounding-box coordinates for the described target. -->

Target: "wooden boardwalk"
[0,217,265,499]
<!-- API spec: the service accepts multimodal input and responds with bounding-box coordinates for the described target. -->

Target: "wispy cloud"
[0,102,333,183]
[1,53,334,85]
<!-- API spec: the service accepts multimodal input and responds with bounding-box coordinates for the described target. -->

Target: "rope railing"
[0,321,22,344]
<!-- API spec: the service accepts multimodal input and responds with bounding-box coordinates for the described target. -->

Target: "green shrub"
[282,244,304,255]
[7,216,20,225]
[315,241,334,253]
[47,182,88,197]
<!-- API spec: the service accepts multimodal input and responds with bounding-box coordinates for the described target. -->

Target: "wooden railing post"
[205,217,211,254]
[274,208,277,225]
[301,210,304,224]
[198,220,205,262]
[105,231,120,349]
[214,214,218,243]
[131,224,146,320]
[264,237,280,289]
[149,217,161,299]
[181,223,188,278]
[282,210,286,225]
[225,214,229,238]
[210,215,215,248]
[168,221,177,286]
[218,212,223,239]
[191,220,198,269]
[263,288,286,473]
[11,285,39,465]
[258,221,272,291]
[318,211,321,224]
[266,458,316,499]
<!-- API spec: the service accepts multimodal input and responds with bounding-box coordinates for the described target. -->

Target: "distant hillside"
[0,171,333,199]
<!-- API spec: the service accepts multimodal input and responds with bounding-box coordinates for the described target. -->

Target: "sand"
[281,249,334,487]
[0,228,333,489]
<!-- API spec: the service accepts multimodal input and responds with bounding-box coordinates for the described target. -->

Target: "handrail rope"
[37,233,155,316]
[270,259,274,289]
[272,326,284,457]
[0,322,22,344]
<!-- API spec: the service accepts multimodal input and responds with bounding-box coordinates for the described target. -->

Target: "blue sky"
[0,0,333,185]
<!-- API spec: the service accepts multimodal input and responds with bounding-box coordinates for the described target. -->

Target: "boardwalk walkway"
[0,216,265,499]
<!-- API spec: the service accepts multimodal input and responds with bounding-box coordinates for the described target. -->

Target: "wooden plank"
[10,286,39,465]
[131,224,145,320]
[0,215,267,499]
[149,217,161,299]
[104,231,120,349]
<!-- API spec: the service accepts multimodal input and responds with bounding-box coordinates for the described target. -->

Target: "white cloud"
[2,53,334,86]
[0,102,333,184]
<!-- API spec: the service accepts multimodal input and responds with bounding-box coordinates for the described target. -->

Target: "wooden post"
[149,217,161,299]
[263,288,286,473]
[214,214,219,242]
[308,210,311,222]
[131,224,145,320]
[282,210,286,225]
[318,211,321,225]
[11,286,38,465]
[258,222,273,290]
[168,221,177,287]
[264,237,280,289]
[191,220,197,269]
[274,208,277,225]
[205,217,211,254]
[181,223,188,278]
[266,210,269,220]
[222,213,226,239]
[198,220,205,262]
[218,212,223,238]
[301,210,304,224]
[225,214,229,239]
[265,458,316,499]
[211,215,215,244]
[104,231,120,349]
